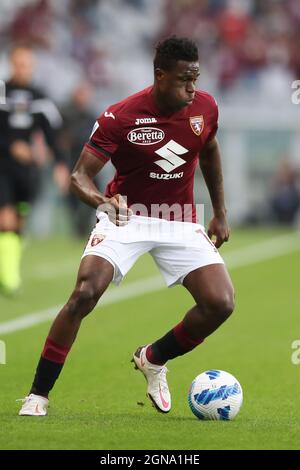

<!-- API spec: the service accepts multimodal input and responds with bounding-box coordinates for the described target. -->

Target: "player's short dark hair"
[154,36,199,71]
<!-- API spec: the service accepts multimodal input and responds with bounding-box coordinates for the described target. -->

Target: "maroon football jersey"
[84,86,218,222]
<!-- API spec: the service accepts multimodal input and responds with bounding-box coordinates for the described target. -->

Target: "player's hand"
[10,140,33,164]
[207,214,230,248]
[99,194,132,226]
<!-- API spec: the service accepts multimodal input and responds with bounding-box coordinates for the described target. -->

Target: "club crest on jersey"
[189,115,204,136]
[90,234,106,246]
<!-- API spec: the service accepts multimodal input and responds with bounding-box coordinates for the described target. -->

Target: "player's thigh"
[183,263,235,310]
[75,254,114,297]
[69,255,114,308]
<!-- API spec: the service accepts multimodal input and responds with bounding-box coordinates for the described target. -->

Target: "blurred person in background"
[0,45,69,296]
[270,159,300,225]
[59,82,97,237]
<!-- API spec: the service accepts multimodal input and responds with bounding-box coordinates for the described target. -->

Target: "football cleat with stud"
[18,393,49,416]
[132,345,171,413]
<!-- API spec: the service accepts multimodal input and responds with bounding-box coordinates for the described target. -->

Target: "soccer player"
[19,36,234,416]
[0,45,69,295]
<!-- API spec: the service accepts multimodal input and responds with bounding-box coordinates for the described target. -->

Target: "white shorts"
[82,211,224,287]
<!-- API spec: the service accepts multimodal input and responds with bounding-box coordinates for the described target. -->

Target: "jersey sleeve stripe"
[84,142,111,162]
[87,139,112,158]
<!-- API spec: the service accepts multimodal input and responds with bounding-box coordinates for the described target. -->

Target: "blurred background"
[0,0,300,235]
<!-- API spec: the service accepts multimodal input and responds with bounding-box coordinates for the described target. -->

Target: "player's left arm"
[199,136,229,248]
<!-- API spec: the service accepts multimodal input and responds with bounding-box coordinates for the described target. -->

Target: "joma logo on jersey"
[127,127,164,145]
[135,117,157,125]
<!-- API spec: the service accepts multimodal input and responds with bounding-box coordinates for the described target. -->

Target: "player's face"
[156,61,200,111]
[10,48,35,85]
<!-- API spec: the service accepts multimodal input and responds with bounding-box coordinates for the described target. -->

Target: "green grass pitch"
[0,227,300,450]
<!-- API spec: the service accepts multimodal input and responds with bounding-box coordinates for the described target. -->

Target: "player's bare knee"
[201,290,235,323]
[68,281,101,317]
[222,294,235,319]
[214,291,235,321]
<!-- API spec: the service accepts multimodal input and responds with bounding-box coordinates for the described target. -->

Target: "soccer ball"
[188,370,243,420]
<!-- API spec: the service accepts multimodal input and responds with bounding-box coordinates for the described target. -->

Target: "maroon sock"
[147,321,204,365]
[30,337,70,397]
[42,337,70,363]
[173,321,204,351]
[146,344,165,365]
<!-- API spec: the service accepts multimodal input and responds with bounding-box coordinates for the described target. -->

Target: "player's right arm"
[70,148,131,226]
[71,108,132,226]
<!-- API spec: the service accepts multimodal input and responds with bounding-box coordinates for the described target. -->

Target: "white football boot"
[132,345,171,413]
[18,393,49,416]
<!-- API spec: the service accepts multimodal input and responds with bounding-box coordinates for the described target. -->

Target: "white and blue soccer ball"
[188,370,243,420]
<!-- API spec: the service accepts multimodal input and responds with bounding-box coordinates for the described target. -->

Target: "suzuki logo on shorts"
[154,139,188,173]
[127,127,165,145]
